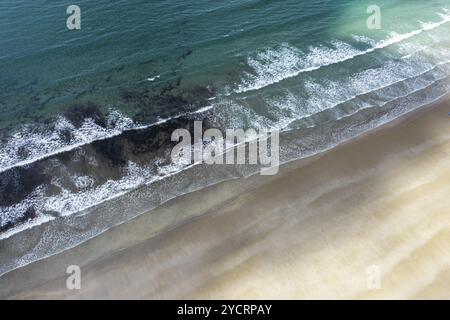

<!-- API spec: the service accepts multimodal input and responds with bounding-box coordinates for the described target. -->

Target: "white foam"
[0,161,154,240]
[0,153,204,241]
[193,104,214,114]
[146,75,161,81]
[235,9,450,94]
[0,111,136,174]
[0,214,55,241]
[244,54,448,133]
[72,175,95,190]
[351,34,377,46]
[0,118,201,236]
[0,105,215,174]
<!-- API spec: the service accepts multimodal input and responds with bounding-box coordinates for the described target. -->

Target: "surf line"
[233,10,450,94]
[0,106,214,174]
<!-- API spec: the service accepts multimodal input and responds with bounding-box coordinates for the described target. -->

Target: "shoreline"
[1,95,449,299]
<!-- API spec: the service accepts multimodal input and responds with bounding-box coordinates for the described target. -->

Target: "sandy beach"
[0,98,449,300]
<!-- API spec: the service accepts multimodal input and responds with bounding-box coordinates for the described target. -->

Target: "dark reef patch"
[120,81,216,124]
[0,80,218,234]
[0,107,216,233]
[64,102,107,128]
[0,166,52,207]
[93,138,127,167]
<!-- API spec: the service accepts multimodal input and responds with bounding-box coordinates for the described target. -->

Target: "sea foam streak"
[235,9,450,94]
[0,160,189,240]
[265,60,448,133]
[0,106,214,174]
[0,111,136,174]
[0,106,215,240]
[223,33,450,135]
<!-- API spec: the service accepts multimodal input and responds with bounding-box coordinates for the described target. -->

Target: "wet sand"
[1,98,449,299]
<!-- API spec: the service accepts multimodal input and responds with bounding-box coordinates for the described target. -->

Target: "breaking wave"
[235,9,450,93]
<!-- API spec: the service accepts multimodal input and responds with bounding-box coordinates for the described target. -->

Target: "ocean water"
[1,0,450,275]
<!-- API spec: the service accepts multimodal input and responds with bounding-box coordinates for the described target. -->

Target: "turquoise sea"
[1,0,450,275]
